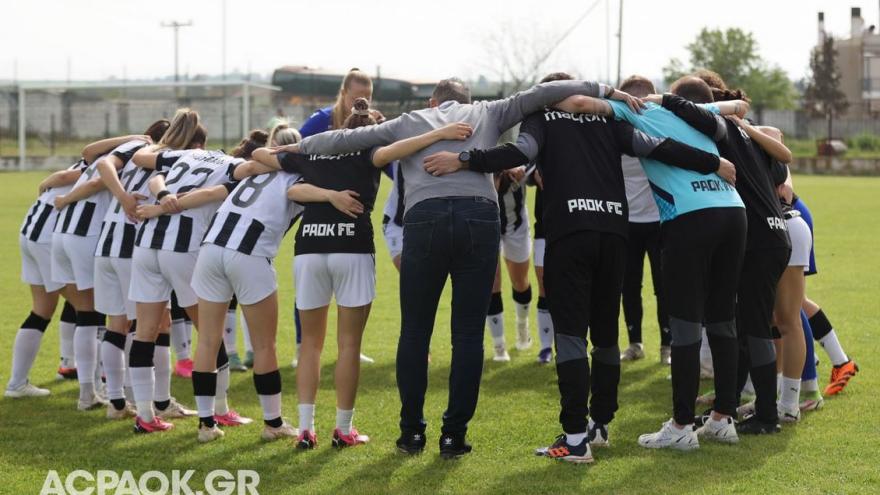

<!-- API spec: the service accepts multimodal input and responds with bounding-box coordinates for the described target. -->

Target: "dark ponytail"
[231,129,269,159]
[711,88,750,103]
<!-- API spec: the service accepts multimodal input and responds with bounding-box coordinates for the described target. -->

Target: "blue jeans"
[397,197,500,435]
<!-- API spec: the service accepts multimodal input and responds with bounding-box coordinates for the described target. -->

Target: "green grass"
[0,173,877,494]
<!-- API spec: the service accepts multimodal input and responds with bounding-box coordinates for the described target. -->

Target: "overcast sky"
[1,0,876,85]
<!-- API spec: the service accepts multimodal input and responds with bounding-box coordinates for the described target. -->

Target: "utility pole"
[616,0,623,86]
[161,20,193,83]
[221,0,228,149]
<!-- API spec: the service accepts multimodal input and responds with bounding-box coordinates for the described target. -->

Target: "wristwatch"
[458,150,471,164]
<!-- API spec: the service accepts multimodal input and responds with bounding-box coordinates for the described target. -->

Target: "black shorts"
[736,247,789,340]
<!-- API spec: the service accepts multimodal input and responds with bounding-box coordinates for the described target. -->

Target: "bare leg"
[335,304,370,410]
[240,293,279,375]
[297,306,329,405]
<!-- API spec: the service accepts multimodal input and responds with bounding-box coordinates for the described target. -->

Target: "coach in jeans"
[290,77,641,458]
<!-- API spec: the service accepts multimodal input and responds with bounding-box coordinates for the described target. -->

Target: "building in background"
[819,7,880,116]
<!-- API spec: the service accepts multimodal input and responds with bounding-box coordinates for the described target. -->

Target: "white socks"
[170,317,191,361]
[59,319,76,369]
[565,431,587,446]
[130,366,155,421]
[9,327,44,389]
[487,314,505,347]
[224,310,238,355]
[699,328,713,370]
[299,403,316,433]
[259,393,282,422]
[195,395,216,420]
[153,342,172,403]
[215,365,230,415]
[819,331,849,366]
[74,323,99,400]
[802,377,819,393]
[779,376,801,411]
[336,408,354,435]
[100,337,126,401]
[515,302,530,330]
[537,308,554,350]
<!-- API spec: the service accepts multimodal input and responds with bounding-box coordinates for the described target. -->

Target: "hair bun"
[353,97,370,111]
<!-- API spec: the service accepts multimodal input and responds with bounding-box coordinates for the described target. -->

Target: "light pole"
[161,19,193,98]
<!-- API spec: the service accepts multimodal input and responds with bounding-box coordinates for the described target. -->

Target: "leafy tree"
[803,37,849,142]
[662,28,796,118]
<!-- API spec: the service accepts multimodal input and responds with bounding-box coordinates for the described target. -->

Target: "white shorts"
[786,215,813,270]
[192,244,277,305]
[500,223,531,264]
[51,233,98,290]
[20,236,64,292]
[129,247,199,307]
[533,238,546,268]
[94,257,136,319]
[383,220,403,260]
[294,253,376,310]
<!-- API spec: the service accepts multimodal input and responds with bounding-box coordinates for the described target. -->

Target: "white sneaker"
[587,418,609,447]
[291,347,300,369]
[4,382,50,398]
[695,416,739,444]
[638,419,699,450]
[262,422,299,441]
[106,402,137,420]
[620,343,645,361]
[699,362,714,380]
[156,398,197,419]
[515,320,532,351]
[359,353,375,364]
[492,344,511,362]
[659,346,672,365]
[736,400,756,418]
[198,424,225,443]
[78,395,109,411]
[778,402,800,423]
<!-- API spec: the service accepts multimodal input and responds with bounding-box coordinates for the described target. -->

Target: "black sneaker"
[396,431,426,455]
[735,415,781,435]
[535,433,594,464]
[439,433,472,459]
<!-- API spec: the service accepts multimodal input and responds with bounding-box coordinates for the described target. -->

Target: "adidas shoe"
[638,419,699,451]
[824,360,858,396]
[535,434,594,464]
[439,433,472,459]
[695,416,739,444]
[134,416,174,433]
[332,428,370,448]
[587,418,609,447]
[262,422,298,441]
[492,345,511,362]
[296,430,318,450]
[620,343,645,361]
[198,424,225,443]
[396,431,426,455]
[4,381,50,398]
[214,410,253,426]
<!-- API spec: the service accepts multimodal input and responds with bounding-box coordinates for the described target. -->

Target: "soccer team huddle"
[7,67,860,463]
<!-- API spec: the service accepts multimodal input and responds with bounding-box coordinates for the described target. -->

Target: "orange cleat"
[824,360,858,396]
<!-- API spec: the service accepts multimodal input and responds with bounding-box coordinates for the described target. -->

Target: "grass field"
[0,172,877,495]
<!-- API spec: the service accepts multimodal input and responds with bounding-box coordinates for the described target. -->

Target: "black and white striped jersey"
[95,140,152,259]
[498,176,527,235]
[53,154,113,237]
[381,162,405,228]
[20,161,86,244]
[136,149,242,253]
[203,171,303,258]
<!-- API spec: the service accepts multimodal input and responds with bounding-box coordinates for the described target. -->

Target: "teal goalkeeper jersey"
[608,100,744,221]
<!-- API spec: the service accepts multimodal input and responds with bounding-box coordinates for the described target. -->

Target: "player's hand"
[136,204,164,219]
[436,122,473,141]
[777,182,794,204]
[506,165,526,184]
[717,157,736,185]
[269,144,300,154]
[328,190,364,219]
[424,151,465,176]
[533,168,544,190]
[121,193,148,222]
[609,88,645,114]
[53,195,69,211]
[159,193,181,214]
[370,109,386,124]
[641,94,663,105]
